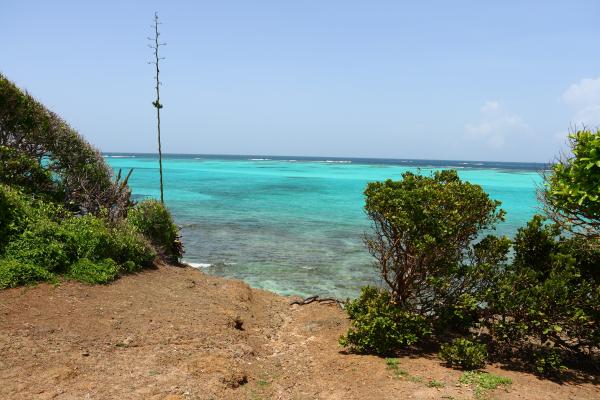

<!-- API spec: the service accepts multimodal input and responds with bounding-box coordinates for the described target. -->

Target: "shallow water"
[106,154,545,298]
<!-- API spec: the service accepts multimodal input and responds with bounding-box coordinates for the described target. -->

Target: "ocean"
[105,154,546,299]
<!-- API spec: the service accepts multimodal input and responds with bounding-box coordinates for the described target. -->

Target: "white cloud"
[562,77,600,126]
[465,101,529,149]
[480,100,500,113]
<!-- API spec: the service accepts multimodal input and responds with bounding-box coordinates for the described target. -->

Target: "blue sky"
[2,1,600,162]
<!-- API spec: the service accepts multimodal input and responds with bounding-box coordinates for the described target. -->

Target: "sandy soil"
[0,265,598,400]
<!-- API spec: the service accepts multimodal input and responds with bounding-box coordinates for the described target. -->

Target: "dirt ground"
[0,265,598,400]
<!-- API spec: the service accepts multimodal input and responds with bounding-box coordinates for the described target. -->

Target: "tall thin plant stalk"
[148,11,166,203]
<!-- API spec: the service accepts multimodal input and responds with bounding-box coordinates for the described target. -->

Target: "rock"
[221,369,248,388]
[231,343,254,358]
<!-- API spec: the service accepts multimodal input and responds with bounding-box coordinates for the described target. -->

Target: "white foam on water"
[185,261,212,268]
[249,158,271,161]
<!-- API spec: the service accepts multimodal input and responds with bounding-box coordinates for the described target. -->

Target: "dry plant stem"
[149,12,165,204]
[290,295,345,309]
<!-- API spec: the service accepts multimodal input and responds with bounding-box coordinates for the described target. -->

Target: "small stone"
[221,370,248,388]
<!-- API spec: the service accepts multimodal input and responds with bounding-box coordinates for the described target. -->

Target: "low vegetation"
[439,338,488,370]
[0,74,182,288]
[339,286,430,355]
[459,371,512,399]
[342,129,600,378]
[128,199,183,262]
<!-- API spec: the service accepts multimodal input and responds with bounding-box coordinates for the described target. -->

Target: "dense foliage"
[0,73,131,219]
[363,170,504,313]
[543,129,600,238]
[0,74,182,288]
[343,161,599,377]
[339,286,430,355]
[0,185,155,288]
[0,259,53,288]
[128,200,183,262]
[0,145,59,199]
[480,216,599,358]
[439,338,488,370]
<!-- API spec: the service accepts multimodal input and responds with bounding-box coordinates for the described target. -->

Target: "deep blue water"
[106,153,545,298]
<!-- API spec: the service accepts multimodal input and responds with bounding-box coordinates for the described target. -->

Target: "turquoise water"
[105,154,545,299]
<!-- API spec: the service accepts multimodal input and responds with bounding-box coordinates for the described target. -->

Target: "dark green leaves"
[544,129,600,238]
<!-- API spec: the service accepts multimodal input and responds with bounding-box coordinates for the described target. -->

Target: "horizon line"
[101,151,550,166]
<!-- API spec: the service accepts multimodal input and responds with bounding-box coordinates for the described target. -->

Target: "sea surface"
[105,154,546,299]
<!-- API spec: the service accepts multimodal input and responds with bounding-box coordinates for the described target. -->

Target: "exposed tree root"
[290,295,345,309]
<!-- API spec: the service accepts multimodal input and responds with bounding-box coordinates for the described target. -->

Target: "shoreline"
[1,265,598,399]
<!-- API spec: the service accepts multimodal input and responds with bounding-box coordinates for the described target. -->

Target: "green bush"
[69,258,119,284]
[60,214,155,270]
[4,219,70,272]
[60,214,113,259]
[543,129,600,238]
[0,188,155,286]
[0,259,53,288]
[0,184,30,251]
[0,74,166,290]
[339,286,431,355]
[0,73,132,218]
[482,216,600,356]
[439,338,488,370]
[363,170,504,315]
[108,222,156,269]
[127,200,182,262]
[533,348,567,377]
[0,145,59,198]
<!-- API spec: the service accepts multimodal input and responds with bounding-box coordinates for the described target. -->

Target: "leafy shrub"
[363,170,504,314]
[0,74,164,290]
[4,219,70,272]
[0,187,155,286]
[60,214,114,260]
[512,215,558,277]
[557,235,600,282]
[542,129,600,238]
[533,348,567,377]
[0,184,30,251]
[60,214,155,270]
[339,286,431,355]
[439,338,488,370]
[0,259,53,288]
[69,258,119,284]
[0,74,132,219]
[127,200,182,262]
[108,222,156,269]
[482,216,600,356]
[0,145,59,198]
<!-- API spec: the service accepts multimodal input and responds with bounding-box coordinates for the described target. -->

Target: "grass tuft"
[459,371,511,399]
[385,357,409,377]
[427,379,445,388]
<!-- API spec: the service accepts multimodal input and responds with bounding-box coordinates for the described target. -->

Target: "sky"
[2,1,600,162]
